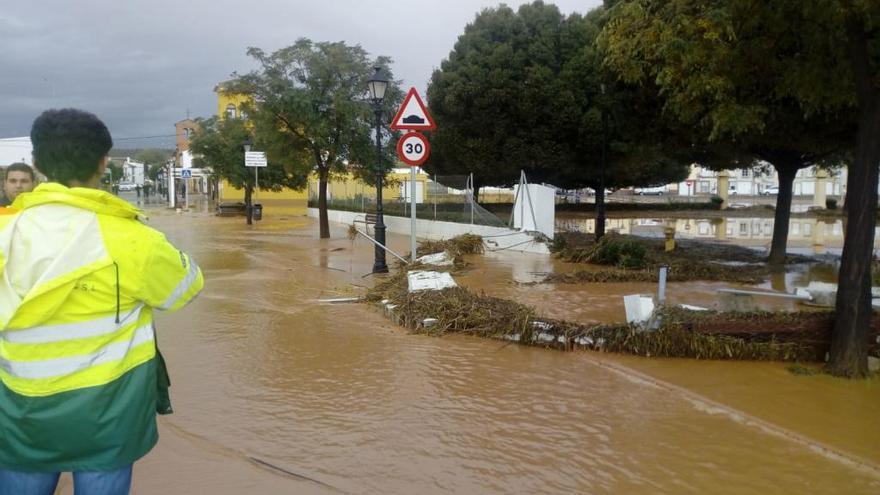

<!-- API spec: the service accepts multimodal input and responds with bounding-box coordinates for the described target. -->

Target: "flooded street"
[117,203,879,494]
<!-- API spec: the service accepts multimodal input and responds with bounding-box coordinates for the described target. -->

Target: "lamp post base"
[372,222,389,273]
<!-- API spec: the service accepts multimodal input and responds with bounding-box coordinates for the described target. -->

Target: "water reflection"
[557,216,877,256]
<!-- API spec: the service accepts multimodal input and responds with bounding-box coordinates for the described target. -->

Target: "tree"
[233,39,403,238]
[427,2,689,237]
[602,1,853,266]
[106,163,123,183]
[602,1,880,377]
[147,164,163,182]
[189,116,302,225]
[427,3,573,196]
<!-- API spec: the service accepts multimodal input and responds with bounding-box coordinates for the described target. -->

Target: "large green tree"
[603,0,880,377]
[427,2,689,237]
[190,116,302,224]
[602,0,852,266]
[233,39,403,238]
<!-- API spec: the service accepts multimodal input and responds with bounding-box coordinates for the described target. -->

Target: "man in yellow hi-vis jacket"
[0,109,204,494]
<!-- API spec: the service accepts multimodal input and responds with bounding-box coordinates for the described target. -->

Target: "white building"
[677,163,845,197]
[122,158,145,185]
[0,137,33,167]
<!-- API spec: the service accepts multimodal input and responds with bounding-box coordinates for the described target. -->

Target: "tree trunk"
[767,165,798,267]
[828,17,880,378]
[595,185,606,241]
[244,185,253,225]
[318,168,330,239]
[829,144,878,378]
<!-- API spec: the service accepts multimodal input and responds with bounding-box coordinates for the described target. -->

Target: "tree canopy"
[601,0,857,265]
[426,1,690,194]
[190,116,301,223]
[232,38,403,237]
[602,0,880,377]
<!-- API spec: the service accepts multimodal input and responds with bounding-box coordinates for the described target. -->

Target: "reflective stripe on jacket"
[0,183,204,471]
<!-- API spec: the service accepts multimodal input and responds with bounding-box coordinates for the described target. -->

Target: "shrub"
[826,198,838,210]
[709,196,724,209]
[587,236,647,269]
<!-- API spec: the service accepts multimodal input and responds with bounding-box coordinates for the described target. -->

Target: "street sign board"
[245,151,267,167]
[390,88,436,131]
[181,169,192,179]
[396,132,430,166]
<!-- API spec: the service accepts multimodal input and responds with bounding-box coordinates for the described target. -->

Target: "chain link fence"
[307,172,508,227]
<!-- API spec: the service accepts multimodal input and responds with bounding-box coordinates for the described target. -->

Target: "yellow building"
[214,82,310,206]
[307,169,429,204]
[215,81,253,121]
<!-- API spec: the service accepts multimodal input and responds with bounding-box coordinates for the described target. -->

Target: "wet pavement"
[69,198,880,494]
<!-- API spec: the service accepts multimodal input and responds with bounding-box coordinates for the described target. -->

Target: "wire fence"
[307,173,509,228]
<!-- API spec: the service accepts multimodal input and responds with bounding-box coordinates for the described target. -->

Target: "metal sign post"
[181,168,192,209]
[411,166,417,262]
[392,87,436,263]
[396,132,431,262]
[245,151,268,218]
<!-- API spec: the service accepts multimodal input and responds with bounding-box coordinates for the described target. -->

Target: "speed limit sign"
[396,131,430,166]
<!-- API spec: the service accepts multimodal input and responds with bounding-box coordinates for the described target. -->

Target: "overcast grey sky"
[0,0,602,148]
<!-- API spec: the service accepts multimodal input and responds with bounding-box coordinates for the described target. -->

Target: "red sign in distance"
[397,132,430,166]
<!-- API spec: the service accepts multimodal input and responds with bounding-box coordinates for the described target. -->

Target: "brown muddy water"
[61,201,879,494]
[557,216,880,256]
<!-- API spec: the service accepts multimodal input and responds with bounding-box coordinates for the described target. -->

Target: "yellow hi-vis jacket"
[0,183,204,471]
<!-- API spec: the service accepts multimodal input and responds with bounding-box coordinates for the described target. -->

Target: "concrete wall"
[308,207,550,254]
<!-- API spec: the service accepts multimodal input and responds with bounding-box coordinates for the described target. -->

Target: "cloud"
[0,0,600,147]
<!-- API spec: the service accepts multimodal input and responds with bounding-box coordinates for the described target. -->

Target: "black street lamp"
[368,67,389,273]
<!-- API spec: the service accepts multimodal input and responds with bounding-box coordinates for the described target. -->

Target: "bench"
[353,213,378,235]
[216,202,247,217]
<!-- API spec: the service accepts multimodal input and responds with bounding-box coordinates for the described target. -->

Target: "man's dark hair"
[30,108,113,185]
[4,162,35,182]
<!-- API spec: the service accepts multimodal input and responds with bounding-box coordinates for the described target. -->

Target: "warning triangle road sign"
[391,87,437,131]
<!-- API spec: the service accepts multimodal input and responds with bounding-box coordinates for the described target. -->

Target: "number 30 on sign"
[396,131,430,166]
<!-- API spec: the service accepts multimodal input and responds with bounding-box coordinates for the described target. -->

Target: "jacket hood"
[0,183,133,329]
[12,183,144,220]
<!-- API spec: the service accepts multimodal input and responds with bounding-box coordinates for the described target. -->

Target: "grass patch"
[548,232,802,283]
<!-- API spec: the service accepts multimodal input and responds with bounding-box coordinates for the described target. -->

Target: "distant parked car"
[762,185,780,195]
[634,186,666,195]
[117,182,136,192]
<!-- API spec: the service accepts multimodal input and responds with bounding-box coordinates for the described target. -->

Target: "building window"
[741,169,750,178]
[699,181,710,193]
[739,222,748,235]
[226,103,236,119]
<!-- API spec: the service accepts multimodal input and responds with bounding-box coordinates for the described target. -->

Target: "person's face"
[4,170,34,202]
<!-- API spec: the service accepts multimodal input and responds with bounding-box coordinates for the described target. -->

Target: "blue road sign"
[181,169,192,178]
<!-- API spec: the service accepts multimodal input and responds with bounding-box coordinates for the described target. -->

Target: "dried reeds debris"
[365,270,830,362]
[417,234,485,259]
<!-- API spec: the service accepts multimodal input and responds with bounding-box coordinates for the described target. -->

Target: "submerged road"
[76,201,879,495]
